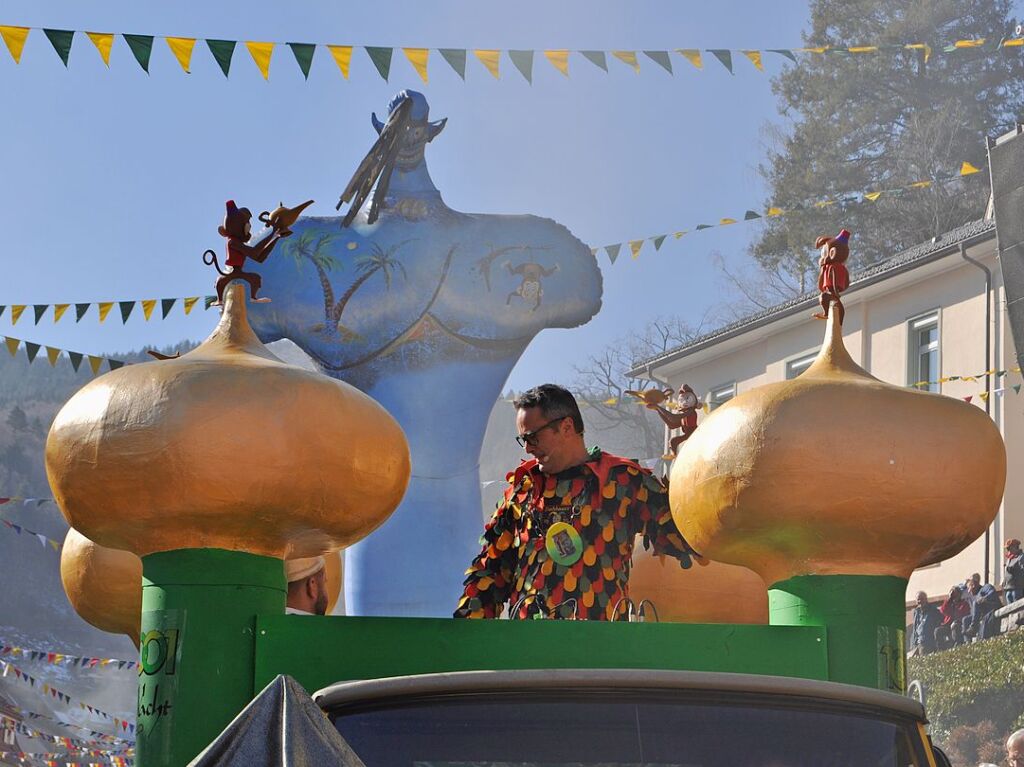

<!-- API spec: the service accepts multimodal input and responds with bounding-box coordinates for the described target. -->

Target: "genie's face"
[395,122,431,171]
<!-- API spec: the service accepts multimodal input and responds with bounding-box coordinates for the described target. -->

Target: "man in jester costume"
[455,384,704,620]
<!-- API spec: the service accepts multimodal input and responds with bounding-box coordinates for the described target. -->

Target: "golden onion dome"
[60,527,141,647]
[628,551,768,624]
[46,284,410,559]
[670,314,1006,586]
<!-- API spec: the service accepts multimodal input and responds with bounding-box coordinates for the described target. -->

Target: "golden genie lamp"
[45,282,410,763]
[669,312,1005,686]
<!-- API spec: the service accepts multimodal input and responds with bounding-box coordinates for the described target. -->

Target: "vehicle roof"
[314,668,926,721]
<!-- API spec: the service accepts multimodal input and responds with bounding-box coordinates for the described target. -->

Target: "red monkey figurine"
[204,200,289,306]
[813,229,851,325]
[648,383,702,456]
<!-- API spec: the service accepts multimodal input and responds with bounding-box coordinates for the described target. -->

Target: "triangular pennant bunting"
[439,48,466,79]
[123,34,153,72]
[643,50,672,73]
[206,39,235,77]
[53,304,69,322]
[766,48,797,62]
[108,359,125,371]
[25,342,40,363]
[141,299,157,320]
[365,46,393,80]
[10,305,25,325]
[580,50,607,71]
[161,298,177,318]
[45,347,61,366]
[542,50,568,78]
[403,47,429,83]
[75,303,90,321]
[68,352,83,372]
[0,26,30,64]
[183,296,199,314]
[165,37,197,73]
[960,161,981,176]
[88,356,103,375]
[4,337,19,356]
[677,49,703,69]
[118,301,135,323]
[474,49,501,79]
[708,49,733,73]
[246,41,274,79]
[327,45,353,78]
[740,50,764,71]
[43,29,74,67]
[612,50,640,73]
[33,305,48,324]
[288,42,315,79]
[605,244,621,264]
[629,239,644,259]
[85,32,113,66]
[652,235,667,250]
[97,302,113,322]
[509,50,535,82]
[744,210,761,220]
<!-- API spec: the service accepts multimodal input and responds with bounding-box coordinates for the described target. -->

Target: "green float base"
[768,574,907,692]
[137,548,285,767]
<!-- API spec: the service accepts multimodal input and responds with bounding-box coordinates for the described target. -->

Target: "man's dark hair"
[513,384,584,434]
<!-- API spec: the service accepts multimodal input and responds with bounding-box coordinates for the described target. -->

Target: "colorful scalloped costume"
[454,449,704,620]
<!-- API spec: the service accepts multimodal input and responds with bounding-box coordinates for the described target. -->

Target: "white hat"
[285,556,325,583]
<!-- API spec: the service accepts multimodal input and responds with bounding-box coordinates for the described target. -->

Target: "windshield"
[329,689,924,767]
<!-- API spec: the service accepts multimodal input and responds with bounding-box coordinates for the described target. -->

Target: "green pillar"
[137,548,285,767]
[768,574,907,692]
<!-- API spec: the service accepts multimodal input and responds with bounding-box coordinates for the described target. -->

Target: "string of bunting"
[0,646,137,673]
[596,161,985,264]
[1,716,132,754]
[0,660,135,736]
[0,752,131,767]
[1,24,1021,82]
[0,297,216,327]
[2,336,128,375]
[0,520,62,552]
[0,706,132,745]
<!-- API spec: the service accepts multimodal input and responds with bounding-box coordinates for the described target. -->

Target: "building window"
[908,312,940,392]
[785,352,817,380]
[707,383,736,411]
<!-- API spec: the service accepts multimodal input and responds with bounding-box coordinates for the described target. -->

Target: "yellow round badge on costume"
[546,522,583,566]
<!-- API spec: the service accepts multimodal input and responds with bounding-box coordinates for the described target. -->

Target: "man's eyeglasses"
[516,416,567,447]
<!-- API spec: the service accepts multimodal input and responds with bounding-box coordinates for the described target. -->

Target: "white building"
[633,219,1020,603]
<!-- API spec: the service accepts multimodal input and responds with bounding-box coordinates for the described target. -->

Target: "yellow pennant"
[960,161,980,176]
[4,337,18,356]
[474,49,500,79]
[719,217,737,225]
[97,302,114,322]
[677,49,702,69]
[612,50,640,73]
[246,41,274,80]
[165,37,197,73]
[904,43,932,62]
[46,347,61,366]
[0,25,30,64]
[955,38,986,48]
[673,231,687,239]
[183,296,200,315]
[910,180,932,189]
[979,391,990,402]
[53,304,69,322]
[328,45,353,78]
[10,305,26,325]
[864,191,882,201]
[629,239,644,259]
[766,207,784,216]
[1003,38,1024,48]
[86,32,114,66]
[141,299,157,320]
[847,46,879,53]
[797,46,828,54]
[403,48,429,83]
[740,50,763,71]
[88,355,103,375]
[544,49,569,77]
[603,397,618,406]
[814,200,835,208]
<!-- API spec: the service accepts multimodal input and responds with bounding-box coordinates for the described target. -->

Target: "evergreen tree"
[6,404,28,432]
[754,0,1024,293]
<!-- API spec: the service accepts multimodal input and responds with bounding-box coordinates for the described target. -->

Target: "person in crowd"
[934,586,970,650]
[1005,539,1024,605]
[909,591,942,656]
[455,383,702,620]
[963,575,1003,642]
[1007,728,1024,767]
[285,556,328,616]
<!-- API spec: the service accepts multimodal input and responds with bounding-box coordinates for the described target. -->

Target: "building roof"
[629,218,996,377]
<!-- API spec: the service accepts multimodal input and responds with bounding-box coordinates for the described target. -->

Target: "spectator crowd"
[909,538,1024,656]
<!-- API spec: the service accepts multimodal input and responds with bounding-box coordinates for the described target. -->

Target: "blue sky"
[0,1,859,391]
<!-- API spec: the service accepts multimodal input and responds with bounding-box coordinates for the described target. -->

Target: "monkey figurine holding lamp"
[204,199,296,306]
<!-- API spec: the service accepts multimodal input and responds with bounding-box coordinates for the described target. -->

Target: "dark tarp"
[187,675,367,767]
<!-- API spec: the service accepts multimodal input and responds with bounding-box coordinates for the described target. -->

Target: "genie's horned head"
[371,90,447,171]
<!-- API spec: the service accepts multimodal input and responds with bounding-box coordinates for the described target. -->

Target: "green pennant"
[365,46,393,80]
[74,303,90,322]
[508,50,534,83]
[651,235,667,251]
[204,296,218,309]
[605,244,621,264]
[123,34,154,72]
[68,352,83,372]
[206,39,236,77]
[24,342,40,363]
[43,29,74,67]
[744,210,762,220]
[108,359,125,371]
[0,306,5,319]
[288,42,315,79]
[119,301,135,324]
[695,223,713,230]
[33,305,48,325]
[707,49,733,74]
[161,298,177,319]
[580,50,608,71]
[643,50,673,74]
[1014,384,1021,395]
[767,48,797,63]
[439,48,466,79]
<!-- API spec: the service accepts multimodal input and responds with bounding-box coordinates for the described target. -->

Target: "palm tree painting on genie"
[248,91,602,617]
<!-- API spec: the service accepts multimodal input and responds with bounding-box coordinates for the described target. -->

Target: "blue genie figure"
[247,90,602,616]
